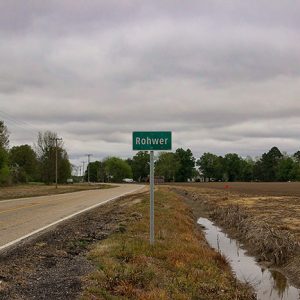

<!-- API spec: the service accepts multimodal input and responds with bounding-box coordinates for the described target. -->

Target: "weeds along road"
[0,184,144,251]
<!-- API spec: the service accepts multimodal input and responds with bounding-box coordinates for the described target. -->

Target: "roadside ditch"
[172,187,300,293]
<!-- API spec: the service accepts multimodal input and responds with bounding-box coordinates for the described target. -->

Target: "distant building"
[146,176,165,184]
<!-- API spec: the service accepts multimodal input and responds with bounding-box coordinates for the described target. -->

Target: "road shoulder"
[0,191,146,299]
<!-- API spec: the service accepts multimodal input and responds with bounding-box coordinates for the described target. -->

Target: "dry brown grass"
[173,184,300,287]
[81,187,254,300]
[177,185,300,241]
[0,183,115,201]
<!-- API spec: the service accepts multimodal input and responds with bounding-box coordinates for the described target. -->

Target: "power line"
[0,109,38,130]
[0,109,39,139]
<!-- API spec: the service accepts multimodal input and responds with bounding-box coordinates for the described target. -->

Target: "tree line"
[2,119,300,185]
[198,147,300,182]
[87,146,300,183]
[0,120,71,185]
[85,149,196,183]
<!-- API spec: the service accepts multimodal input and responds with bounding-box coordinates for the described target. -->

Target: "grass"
[0,183,116,201]
[179,184,300,243]
[81,187,254,300]
[174,184,300,287]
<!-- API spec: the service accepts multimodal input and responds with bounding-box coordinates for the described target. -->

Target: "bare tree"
[35,131,71,184]
[0,120,9,150]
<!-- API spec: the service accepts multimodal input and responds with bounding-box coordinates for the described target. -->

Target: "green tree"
[155,152,180,182]
[174,148,195,182]
[276,157,300,181]
[197,152,223,181]
[98,161,107,182]
[0,121,10,184]
[9,144,38,182]
[131,151,150,182]
[240,156,254,181]
[125,158,133,168]
[0,147,10,184]
[223,153,243,182]
[259,147,283,181]
[35,131,71,184]
[104,157,132,183]
[58,150,72,183]
[293,151,300,163]
[85,161,102,182]
[292,151,300,181]
[253,159,263,181]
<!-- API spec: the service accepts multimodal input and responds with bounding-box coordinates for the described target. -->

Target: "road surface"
[0,184,144,251]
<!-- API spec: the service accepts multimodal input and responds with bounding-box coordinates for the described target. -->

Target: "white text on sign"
[135,137,168,146]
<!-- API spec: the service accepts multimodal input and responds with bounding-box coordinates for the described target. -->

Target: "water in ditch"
[198,217,300,300]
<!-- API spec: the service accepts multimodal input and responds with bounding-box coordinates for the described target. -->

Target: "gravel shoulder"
[0,191,146,300]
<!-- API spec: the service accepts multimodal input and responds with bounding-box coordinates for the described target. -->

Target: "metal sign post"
[132,131,172,245]
[149,150,155,244]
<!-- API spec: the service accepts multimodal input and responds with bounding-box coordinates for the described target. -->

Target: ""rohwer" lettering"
[136,137,168,145]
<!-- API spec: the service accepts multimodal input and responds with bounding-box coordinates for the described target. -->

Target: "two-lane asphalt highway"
[0,184,144,251]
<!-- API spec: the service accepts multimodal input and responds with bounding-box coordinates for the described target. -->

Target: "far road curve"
[0,184,144,251]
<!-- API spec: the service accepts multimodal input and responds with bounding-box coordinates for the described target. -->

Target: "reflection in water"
[270,270,288,298]
[197,218,300,300]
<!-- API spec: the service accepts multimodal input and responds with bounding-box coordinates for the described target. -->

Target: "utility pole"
[81,161,85,182]
[52,137,62,189]
[85,154,92,183]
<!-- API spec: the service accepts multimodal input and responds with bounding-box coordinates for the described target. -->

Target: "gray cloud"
[1,1,300,166]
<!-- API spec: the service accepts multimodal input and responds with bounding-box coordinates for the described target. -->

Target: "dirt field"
[0,183,115,201]
[170,183,300,288]
[174,181,300,197]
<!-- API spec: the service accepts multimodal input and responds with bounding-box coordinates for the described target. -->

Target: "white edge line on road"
[0,185,145,252]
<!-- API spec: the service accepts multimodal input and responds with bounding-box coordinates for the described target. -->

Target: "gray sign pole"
[132,131,172,245]
[150,150,155,245]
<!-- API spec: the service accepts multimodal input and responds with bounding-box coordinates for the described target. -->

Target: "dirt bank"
[0,192,145,300]
[172,186,300,288]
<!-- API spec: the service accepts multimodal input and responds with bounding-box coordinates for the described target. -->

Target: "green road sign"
[133,131,172,245]
[132,131,172,151]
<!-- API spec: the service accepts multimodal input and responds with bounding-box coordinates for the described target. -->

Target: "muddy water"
[198,218,300,300]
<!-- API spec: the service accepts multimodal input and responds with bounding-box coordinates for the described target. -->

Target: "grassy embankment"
[0,183,115,201]
[81,187,254,300]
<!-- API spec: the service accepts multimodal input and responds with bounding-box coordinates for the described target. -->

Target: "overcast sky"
[1,0,300,167]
